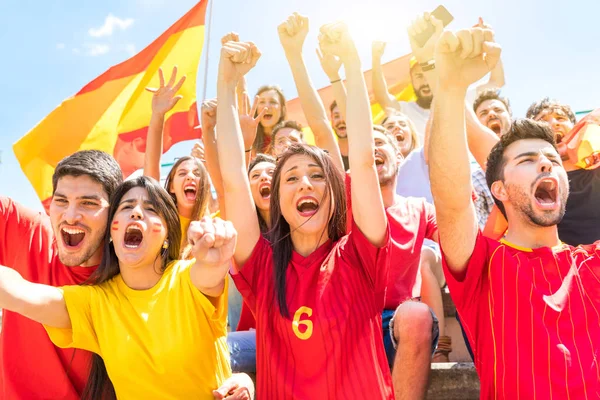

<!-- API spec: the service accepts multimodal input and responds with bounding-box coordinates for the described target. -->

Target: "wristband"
[419,59,436,72]
[245,148,252,153]
[330,78,342,84]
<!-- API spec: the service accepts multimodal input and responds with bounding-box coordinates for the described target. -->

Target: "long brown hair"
[83,176,181,400]
[254,85,287,153]
[248,153,277,234]
[163,156,211,257]
[268,144,346,317]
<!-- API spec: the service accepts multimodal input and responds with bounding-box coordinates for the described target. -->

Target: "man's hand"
[408,12,444,63]
[239,96,267,151]
[189,217,237,267]
[316,48,342,80]
[221,32,240,45]
[318,22,359,65]
[277,12,309,54]
[191,141,205,162]
[219,41,262,84]
[434,28,501,91]
[372,41,386,62]
[201,98,217,133]
[213,373,254,400]
[145,66,186,116]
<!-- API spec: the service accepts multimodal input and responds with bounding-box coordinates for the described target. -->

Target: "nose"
[538,155,553,173]
[63,204,82,225]
[259,172,270,182]
[130,204,144,220]
[299,175,314,191]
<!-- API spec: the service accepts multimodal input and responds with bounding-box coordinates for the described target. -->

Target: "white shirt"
[398,101,430,145]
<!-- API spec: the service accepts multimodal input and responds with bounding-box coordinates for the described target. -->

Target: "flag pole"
[201,0,214,102]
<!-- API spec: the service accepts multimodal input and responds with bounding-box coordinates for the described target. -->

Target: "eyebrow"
[53,193,103,201]
[284,163,320,173]
[119,198,154,206]
[515,151,559,160]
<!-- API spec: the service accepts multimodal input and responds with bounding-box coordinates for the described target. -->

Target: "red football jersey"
[443,231,600,399]
[232,221,394,399]
[0,197,94,399]
[346,175,438,309]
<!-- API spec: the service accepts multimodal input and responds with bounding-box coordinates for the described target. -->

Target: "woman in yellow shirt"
[0,176,241,399]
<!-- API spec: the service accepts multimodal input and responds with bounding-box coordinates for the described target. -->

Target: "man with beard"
[473,90,512,137]
[526,98,600,246]
[430,26,600,398]
[1,150,253,399]
[347,125,449,399]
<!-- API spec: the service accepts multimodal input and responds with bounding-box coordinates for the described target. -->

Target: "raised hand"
[316,48,342,80]
[212,373,254,400]
[372,41,386,61]
[219,41,262,84]
[201,98,217,133]
[434,28,501,90]
[277,12,309,54]
[191,141,205,162]
[145,66,187,115]
[408,12,444,63]
[239,96,267,150]
[189,217,237,268]
[318,22,359,65]
[221,31,240,45]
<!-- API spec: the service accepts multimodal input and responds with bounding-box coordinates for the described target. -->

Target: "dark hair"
[254,85,287,153]
[525,97,576,124]
[473,89,512,116]
[271,120,304,142]
[375,124,401,155]
[248,153,277,234]
[329,100,338,114]
[83,176,181,400]
[52,150,123,200]
[268,144,346,317]
[163,156,211,256]
[485,119,558,219]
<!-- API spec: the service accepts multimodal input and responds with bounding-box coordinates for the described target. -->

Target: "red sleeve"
[230,236,272,315]
[423,201,438,241]
[441,230,491,311]
[341,219,391,295]
[0,197,54,272]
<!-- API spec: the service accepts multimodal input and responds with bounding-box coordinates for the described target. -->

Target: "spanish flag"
[285,53,415,144]
[13,1,208,211]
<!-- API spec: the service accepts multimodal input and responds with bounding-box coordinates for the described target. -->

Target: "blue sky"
[1,0,598,211]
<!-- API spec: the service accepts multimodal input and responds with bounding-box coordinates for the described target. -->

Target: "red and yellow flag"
[13,1,208,210]
[285,53,415,144]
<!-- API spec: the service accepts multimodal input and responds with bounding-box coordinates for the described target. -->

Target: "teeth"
[63,228,84,234]
[124,244,139,249]
[298,199,317,207]
[126,225,142,233]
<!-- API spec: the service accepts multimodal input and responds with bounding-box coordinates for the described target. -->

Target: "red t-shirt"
[232,221,394,399]
[345,174,438,309]
[443,231,600,399]
[0,197,95,399]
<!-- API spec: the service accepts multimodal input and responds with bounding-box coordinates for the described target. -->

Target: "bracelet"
[245,148,252,153]
[330,78,342,84]
[419,59,436,72]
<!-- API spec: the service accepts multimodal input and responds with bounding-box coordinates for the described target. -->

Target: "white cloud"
[56,43,65,50]
[85,44,110,56]
[89,14,134,38]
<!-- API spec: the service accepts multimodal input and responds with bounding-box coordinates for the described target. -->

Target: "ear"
[490,180,508,202]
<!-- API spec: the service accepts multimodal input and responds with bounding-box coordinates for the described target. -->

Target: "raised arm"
[189,217,236,297]
[465,104,500,170]
[320,23,387,246]
[278,13,344,173]
[143,67,186,180]
[429,28,501,275]
[216,41,262,266]
[317,48,347,119]
[372,41,402,113]
[0,266,70,328]
[474,18,505,94]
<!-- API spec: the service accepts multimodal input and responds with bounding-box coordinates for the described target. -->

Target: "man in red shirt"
[430,27,600,398]
[0,150,121,399]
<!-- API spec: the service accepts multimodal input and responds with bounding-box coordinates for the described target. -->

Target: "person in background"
[473,89,512,137]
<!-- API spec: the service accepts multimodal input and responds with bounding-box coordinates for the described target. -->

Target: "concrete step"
[427,362,479,400]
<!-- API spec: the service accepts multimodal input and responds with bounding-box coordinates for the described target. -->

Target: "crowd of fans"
[0,8,599,400]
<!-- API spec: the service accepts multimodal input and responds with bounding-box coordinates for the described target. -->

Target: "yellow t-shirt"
[180,215,191,249]
[45,260,231,400]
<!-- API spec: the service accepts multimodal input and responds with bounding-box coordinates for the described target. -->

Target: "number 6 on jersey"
[292,306,313,340]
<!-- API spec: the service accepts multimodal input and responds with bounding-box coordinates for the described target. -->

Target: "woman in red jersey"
[215,17,394,400]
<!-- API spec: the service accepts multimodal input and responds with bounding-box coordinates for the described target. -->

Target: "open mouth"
[296,196,319,217]
[263,113,273,121]
[124,224,144,249]
[395,132,405,143]
[336,124,346,132]
[183,184,197,202]
[533,178,558,209]
[488,119,502,135]
[259,183,271,200]
[61,227,86,248]
[420,86,431,95]
[554,132,565,144]
[375,154,385,171]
